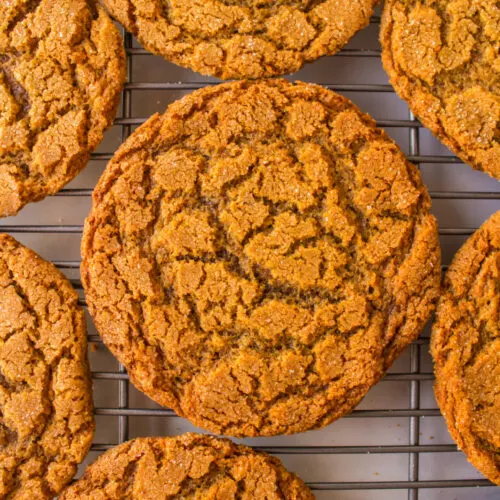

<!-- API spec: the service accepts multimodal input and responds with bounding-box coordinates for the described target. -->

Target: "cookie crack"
[4,0,40,39]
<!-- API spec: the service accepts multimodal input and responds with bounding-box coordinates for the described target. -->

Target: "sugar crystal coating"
[0,234,94,498]
[101,0,378,79]
[381,0,500,179]
[61,434,314,499]
[0,0,126,216]
[82,79,441,437]
[432,210,500,486]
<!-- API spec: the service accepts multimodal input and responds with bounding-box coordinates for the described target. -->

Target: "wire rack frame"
[2,17,497,498]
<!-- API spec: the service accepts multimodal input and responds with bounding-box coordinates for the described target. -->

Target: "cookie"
[0,0,126,217]
[81,79,441,437]
[381,0,500,180]
[0,234,94,498]
[101,0,378,79]
[431,211,500,486]
[61,433,313,499]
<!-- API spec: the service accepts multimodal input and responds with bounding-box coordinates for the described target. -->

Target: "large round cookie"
[101,0,378,79]
[431,211,500,486]
[0,234,94,498]
[82,79,441,437]
[61,433,313,499]
[381,0,500,180]
[0,0,126,217]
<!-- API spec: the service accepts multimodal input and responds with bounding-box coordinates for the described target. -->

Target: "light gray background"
[1,5,499,499]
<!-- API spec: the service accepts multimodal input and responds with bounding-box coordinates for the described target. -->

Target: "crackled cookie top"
[0,0,125,217]
[0,234,94,498]
[381,0,500,179]
[61,434,313,499]
[101,0,378,79]
[82,79,441,437]
[432,211,500,486]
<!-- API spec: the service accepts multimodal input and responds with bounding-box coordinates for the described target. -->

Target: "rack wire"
[1,14,498,500]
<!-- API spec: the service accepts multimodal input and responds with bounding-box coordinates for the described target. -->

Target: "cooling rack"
[1,12,499,500]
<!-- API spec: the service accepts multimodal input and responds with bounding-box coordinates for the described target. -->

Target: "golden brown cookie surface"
[61,433,313,499]
[381,0,500,180]
[101,0,378,79]
[0,0,125,217]
[432,211,500,486]
[82,79,441,437]
[0,234,94,498]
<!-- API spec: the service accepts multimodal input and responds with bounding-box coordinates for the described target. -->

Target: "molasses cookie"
[101,0,378,79]
[61,433,313,499]
[432,211,500,486]
[0,234,94,498]
[381,0,500,180]
[82,79,441,437]
[0,0,126,217]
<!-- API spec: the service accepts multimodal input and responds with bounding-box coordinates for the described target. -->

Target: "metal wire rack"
[1,12,499,500]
